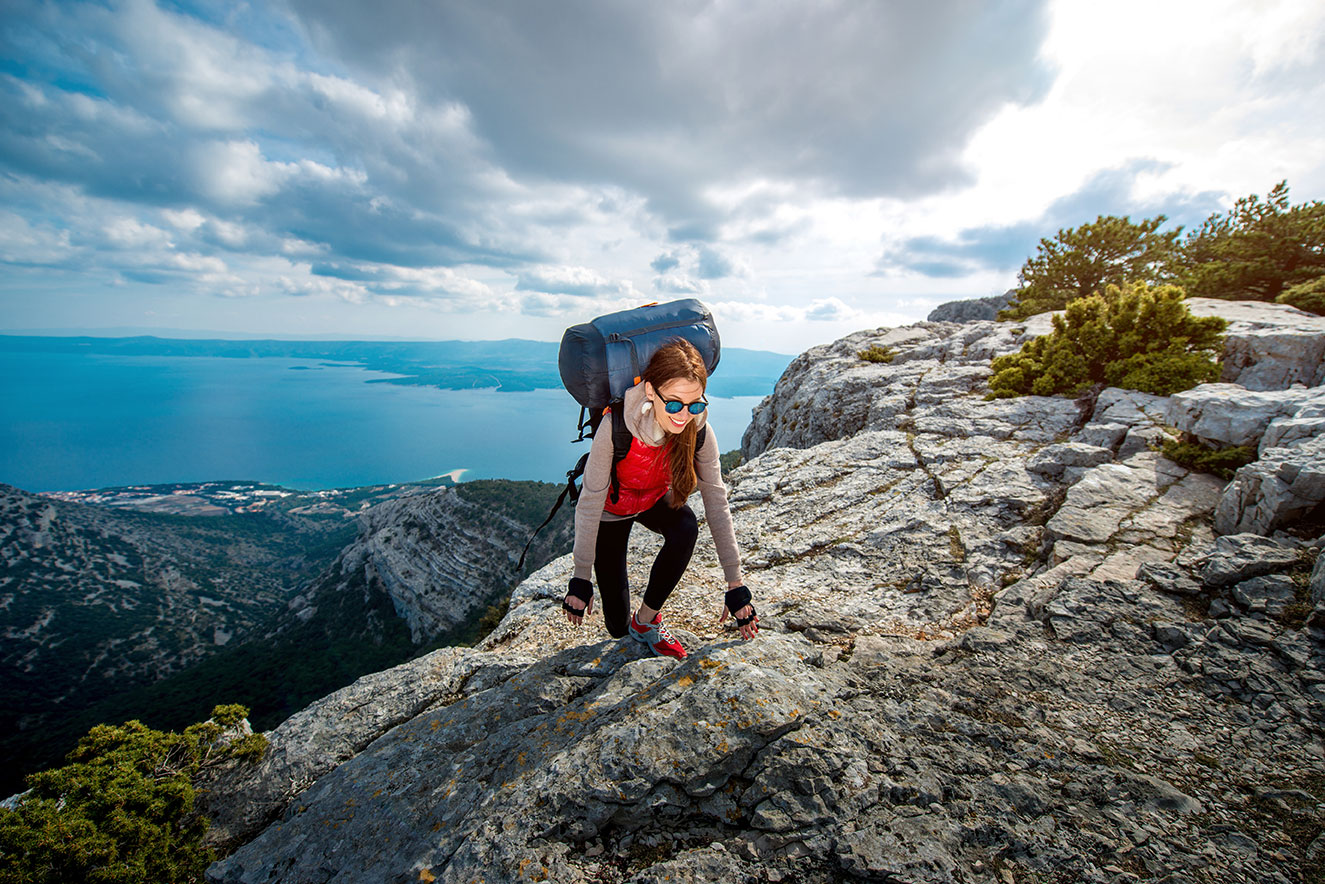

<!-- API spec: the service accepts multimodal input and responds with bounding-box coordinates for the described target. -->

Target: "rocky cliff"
[0,478,571,796]
[206,300,1324,884]
[0,485,355,790]
[285,480,574,645]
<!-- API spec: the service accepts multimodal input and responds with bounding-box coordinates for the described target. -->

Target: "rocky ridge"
[926,291,1015,324]
[0,484,347,707]
[287,482,573,644]
[0,477,571,797]
[206,300,1325,884]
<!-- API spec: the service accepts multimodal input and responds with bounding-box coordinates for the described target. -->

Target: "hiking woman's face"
[649,378,704,435]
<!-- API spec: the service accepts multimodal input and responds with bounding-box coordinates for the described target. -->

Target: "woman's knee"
[669,507,699,545]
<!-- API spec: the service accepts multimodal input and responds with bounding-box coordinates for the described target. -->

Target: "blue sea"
[0,351,767,492]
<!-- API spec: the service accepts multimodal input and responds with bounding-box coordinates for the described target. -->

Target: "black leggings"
[594,498,699,638]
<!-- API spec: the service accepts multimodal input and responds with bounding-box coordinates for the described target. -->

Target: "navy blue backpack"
[517,299,720,569]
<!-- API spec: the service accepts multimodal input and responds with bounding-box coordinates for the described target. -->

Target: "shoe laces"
[655,620,676,643]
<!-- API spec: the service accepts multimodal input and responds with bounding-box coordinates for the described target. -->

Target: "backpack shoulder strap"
[608,400,631,505]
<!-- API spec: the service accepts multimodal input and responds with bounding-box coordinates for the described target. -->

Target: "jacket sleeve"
[571,421,617,582]
[693,427,744,585]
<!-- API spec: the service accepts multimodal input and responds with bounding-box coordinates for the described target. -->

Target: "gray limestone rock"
[1091,387,1171,428]
[1046,461,1178,546]
[1075,421,1129,451]
[1167,383,1316,448]
[1026,443,1113,479]
[624,844,755,883]
[1186,297,1325,389]
[1261,394,1325,452]
[208,566,1310,884]
[197,646,532,851]
[1118,423,1172,459]
[209,634,839,884]
[926,291,1015,323]
[1196,534,1301,586]
[740,320,1076,459]
[1231,575,1298,615]
[1137,561,1203,596]
[1038,577,1185,644]
[1214,436,1325,535]
[1312,551,1325,606]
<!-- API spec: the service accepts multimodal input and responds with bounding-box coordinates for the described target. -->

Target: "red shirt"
[603,437,671,516]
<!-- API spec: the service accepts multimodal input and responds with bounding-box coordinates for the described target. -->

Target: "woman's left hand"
[719,603,759,640]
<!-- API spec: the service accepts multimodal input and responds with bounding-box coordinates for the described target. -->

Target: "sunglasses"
[659,395,708,415]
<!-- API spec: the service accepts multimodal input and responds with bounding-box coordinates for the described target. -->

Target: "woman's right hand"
[563,577,594,626]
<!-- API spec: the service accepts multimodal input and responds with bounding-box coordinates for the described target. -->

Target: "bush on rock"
[0,705,267,884]
[988,282,1227,398]
[1159,436,1257,480]
[1275,274,1325,316]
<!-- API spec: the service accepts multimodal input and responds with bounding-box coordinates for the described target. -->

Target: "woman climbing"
[561,339,758,658]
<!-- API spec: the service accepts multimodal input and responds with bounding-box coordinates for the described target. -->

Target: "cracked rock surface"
[210,551,1324,884]
[207,300,1324,883]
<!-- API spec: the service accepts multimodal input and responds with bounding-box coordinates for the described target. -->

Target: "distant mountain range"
[0,335,792,397]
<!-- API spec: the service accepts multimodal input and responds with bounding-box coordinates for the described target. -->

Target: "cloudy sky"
[2,0,1323,352]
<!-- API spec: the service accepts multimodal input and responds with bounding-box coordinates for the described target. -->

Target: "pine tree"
[1176,181,1325,301]
[999,215,1181,320]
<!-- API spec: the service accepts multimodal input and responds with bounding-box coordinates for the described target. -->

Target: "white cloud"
[102,217,172,250]
[515,266,634,298]
[162,208,206,231]
[0,212,74,265]
[654,275,705,295]
[804,297,860,322]
[0,0,1323,353]
[192,140,291,206]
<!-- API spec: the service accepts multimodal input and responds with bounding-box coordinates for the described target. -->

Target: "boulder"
[1214,436,1325,535]
[1261,394,1325,452]
[926,291,1015,323]
[1136,561,1203,596]
[1075,421,1129,451]
[1167,384,1315,448]
[1026,443,1113,479]
[1186,297,1325,390]
[1091,387,1171,428]
[1195,534,1301,587]
[1230,575,1298,615]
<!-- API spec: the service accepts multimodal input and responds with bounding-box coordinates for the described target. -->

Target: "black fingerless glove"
[563,577,593,613]
[724,585,756,626]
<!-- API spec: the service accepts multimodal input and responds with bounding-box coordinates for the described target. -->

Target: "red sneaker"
[629,612,687,659]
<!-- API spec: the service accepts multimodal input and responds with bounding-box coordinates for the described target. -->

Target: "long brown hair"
[641,339,708,506]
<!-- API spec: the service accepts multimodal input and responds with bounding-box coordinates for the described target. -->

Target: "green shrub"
[0,705,267,884]
[857,345,896,363]
[1276,274,1325,316]
[988,282,1226,398]
[1160,436,1257,479]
